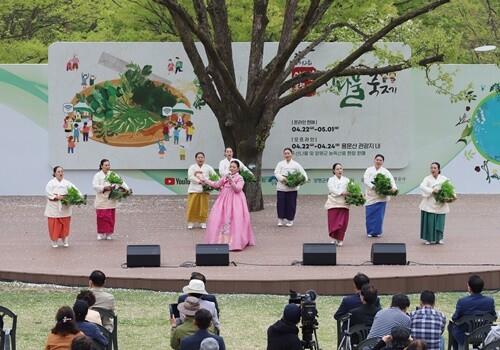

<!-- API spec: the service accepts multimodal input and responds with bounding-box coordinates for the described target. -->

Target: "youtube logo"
[164,178,175,185]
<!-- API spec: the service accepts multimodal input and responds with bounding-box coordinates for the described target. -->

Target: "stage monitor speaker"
[303,243,337,266]
[371,243,406,265]
[127,245,161,268]
[196,244,229,266]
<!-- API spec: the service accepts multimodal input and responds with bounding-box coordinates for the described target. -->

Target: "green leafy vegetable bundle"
[372,173,399,196]
[345,180,366,206]
[203,173,221,192]
[105,171,123,185]
[109,187,133,201]
[285,172,307,187]
[61,187,87,206]
[240,170,256,183]
[434,180,455,203]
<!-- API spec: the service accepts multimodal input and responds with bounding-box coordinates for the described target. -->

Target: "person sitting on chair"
[73,300,108,348]
[171,296,202,349]
[334,273,381,320]
[373,324,412,350]
[178,272,219,316]
[348,284,381,344]
[368,294,411,339]
[88,270,115,332]
[410,290,446,350]
[267,303,302,350]
[178,309,226,350]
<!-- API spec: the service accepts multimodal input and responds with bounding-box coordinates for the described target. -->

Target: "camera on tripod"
[289,289,322,350]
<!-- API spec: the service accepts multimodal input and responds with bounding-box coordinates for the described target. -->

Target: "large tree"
[152,0,455,211]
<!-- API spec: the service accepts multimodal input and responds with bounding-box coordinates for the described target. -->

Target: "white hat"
[200,337,219,350]
[182,279,208,295]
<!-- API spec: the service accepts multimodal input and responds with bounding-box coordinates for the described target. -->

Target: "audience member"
[200,337,220,350]
[73,300,108,348]
[485,324,500,345]
[45,306,84,349]
[89,270,116,331]
[348,284,381,344]
[178,272,219,316]
[76,289,102,325]
[267,303,302,350]
[178,279,220,333]
[410,291,446,350]
[334,273,381,320]
[450,275,497,350]
[71,335,93,350]
[179,309,226,350]
[373,324,412,350]
[171,297,201,350]
[407,339,428,350]
[368,294,411,339]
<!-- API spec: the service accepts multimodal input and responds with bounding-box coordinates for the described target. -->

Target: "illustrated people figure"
[66,60,72,71]
[163,120,171,141]
[73,123,80,142]
[44,166,83,248]
[71,55,80,70]
[176,115,184,128]
[89,74,96,86]
[175,57,183,74]
[67,136,76,154]
[202,160,255,251]
[185,121,194,142]
[167,59,174,74]
[173,126,180,145]
[157,139,166,158]
[81,73,89,87]
[179,145,186,160]
[63,115,71,133]
[81,122,90,142]
[74,111,82,122]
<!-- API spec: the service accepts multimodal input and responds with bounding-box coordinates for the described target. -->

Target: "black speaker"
[196,244,229,266]
[371,243,406,265]
[127,245,161,267]
[303,243,337,266]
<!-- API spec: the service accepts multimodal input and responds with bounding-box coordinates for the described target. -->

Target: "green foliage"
[345,179,366,206]
[60,187,87,206]
[373,173,398,196]
[434,180,456,203]
[109,187,133,201]
[285,171,307,187]
[241,170,256,183]
[105,171,123,185]
[203,173,221,192]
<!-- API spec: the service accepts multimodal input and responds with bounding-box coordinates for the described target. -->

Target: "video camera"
[289,290,321,350]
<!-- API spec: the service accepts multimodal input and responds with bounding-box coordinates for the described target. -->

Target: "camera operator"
[267,304,303,350]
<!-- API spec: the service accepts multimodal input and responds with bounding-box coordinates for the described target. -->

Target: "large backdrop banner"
[0,42,498,196]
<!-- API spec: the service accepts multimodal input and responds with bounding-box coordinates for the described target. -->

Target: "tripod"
[337,315,352,350]
[302,324,322,350]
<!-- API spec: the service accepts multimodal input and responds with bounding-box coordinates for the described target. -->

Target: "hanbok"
[204,173,255,251]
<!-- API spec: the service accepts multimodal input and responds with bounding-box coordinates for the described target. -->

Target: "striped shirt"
[368,307,411,339]
[411,306,447,350]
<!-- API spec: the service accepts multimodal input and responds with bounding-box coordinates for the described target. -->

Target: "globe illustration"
[471,92,500,164]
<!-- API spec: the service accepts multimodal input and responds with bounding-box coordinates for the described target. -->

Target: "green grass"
[0,281,499,349]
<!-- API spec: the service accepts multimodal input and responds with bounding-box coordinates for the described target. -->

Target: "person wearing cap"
[266,303,303,350]
[200,337,220,350]
[171,296,201,349]
[178,272,219,317]
[73,300,108,348]
[179,309,226,350]
[372,324,412,350]
[177,279,220,333]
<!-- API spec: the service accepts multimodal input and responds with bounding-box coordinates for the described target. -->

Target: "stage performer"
[92,159,129,240]
[218,147,250,177]
[274,148,308,227]
[187,152,217,229]
[202,161,255,251]
[419,162,456,245]
[44,166,83,248]
[324,163,350,246]
[363,154,397,237]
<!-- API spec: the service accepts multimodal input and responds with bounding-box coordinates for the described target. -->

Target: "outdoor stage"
[0,194,498,295]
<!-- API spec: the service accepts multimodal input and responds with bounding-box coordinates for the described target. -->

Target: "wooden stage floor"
[0,195,498,295]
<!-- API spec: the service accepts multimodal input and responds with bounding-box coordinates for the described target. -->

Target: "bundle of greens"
[372,173,399,196]
[105,171,123,185]
[434,180,455,203]
[345,179,366,206]
[203,173,221,192]
[241,170,256,183]
[109,187,133,201]
[285,172,307,187]
[61,187,87,206]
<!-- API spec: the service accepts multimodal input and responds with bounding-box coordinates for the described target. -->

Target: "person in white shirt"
[419,162,456,245]
[273,148,308,227]
[363,154,397,237]
[218,147,250,177]
[44,166,83,248]
[324,163,350,246]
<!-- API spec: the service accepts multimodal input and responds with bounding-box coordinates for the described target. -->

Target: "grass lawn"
[0,281,498,349]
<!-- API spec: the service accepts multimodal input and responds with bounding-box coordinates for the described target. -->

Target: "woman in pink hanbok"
[202,160,255,251]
